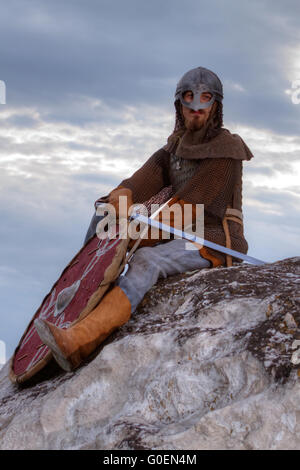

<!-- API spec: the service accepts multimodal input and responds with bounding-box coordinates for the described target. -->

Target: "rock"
[291,349,300,365]
[291,341,300,365]
[284,313,298,329]
[0,256,299,450]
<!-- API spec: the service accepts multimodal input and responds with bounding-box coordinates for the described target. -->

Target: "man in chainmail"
[35,67,254,372]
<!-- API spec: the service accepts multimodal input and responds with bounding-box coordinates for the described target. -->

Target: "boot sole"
[34,319,73,372]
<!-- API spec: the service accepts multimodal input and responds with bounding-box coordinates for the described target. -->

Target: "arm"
[94,148,169,218]
[117,148,170,204]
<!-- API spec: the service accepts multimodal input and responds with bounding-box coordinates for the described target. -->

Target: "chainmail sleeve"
[118,148,170,204]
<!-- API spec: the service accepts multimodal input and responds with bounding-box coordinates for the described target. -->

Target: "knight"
[35,66,253,372]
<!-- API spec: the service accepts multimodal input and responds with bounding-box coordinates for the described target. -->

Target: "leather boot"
[34,286,131,372]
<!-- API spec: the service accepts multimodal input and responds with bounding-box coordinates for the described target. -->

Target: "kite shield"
[10,228,129,384]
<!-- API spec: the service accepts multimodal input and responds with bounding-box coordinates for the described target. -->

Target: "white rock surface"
[0,256,299,450]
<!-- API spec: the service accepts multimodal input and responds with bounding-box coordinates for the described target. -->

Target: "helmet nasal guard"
[175,66,223,112]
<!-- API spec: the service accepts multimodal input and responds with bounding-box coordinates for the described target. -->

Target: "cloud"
[0,0,299,132]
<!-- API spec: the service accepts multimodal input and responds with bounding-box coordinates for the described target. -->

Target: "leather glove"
[108,186,134,219]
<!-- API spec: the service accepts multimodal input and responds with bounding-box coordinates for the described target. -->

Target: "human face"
[181,90,213,130]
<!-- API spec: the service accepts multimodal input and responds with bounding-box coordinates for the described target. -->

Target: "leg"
[116,239,211,312]
[35,240,209,371]
[35,286,131,371]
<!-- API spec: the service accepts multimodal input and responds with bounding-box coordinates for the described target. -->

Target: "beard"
[185,114,205,130]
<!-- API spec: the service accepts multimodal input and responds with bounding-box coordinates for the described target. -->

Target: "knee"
[133,246,153,261]
[131,246,160,275]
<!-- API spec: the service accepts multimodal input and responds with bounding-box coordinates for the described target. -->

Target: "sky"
[0,0,299,363]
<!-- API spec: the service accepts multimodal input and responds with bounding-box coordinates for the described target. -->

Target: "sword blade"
[131,214,265,266]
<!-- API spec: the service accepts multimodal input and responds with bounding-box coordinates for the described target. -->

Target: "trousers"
[115,239,211,313]
[84,212,211,313]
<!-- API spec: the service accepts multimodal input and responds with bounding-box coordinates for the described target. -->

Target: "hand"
[108,187,133,219]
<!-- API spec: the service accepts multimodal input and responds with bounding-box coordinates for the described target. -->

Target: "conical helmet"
[175,66,223,111]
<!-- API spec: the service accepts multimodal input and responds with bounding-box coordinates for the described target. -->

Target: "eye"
[182,91,193,102]
[200,93,212,103]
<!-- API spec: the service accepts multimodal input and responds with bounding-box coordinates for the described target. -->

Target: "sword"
[129,210,265,266]
[96,201,266,267]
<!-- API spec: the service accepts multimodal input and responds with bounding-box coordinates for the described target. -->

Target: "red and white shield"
[10,231,128,384]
